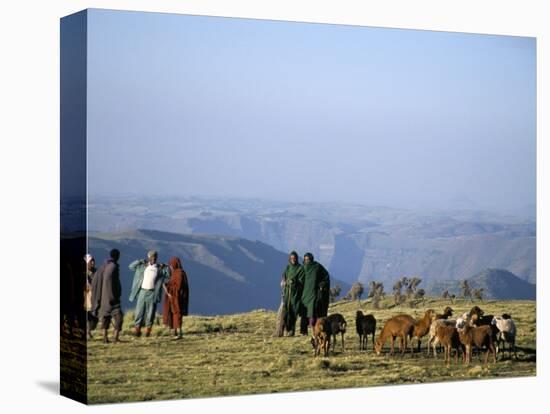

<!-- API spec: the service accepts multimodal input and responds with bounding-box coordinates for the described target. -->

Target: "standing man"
[301,252,330,336]
[129,250,170,337]
[281,251,304,336]
[91,249,123,343]
[84,254,98,340]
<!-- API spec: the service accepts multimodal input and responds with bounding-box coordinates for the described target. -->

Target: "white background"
[0,1,547,413]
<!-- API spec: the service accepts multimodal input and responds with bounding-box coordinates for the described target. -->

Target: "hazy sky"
[86,9,536,213]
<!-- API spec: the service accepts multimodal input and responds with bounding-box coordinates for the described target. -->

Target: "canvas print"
[60,8,536,405]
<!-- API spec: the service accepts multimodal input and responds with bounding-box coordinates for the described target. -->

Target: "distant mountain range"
[88,229,351,315]
[87,196,536,285]
[426,268,536,300]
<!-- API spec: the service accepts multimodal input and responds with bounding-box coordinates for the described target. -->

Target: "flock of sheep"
[311,306,517,367]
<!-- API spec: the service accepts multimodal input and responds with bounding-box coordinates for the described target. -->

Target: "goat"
[356,311,376,351]
[374,314,415,356]
[327,313,347,353]
[311,317,331,357]
[492,316,517,359]
[458,314,497,366]
[435,325,462,366]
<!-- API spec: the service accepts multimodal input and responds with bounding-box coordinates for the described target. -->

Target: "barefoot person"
[301,252,330,337]
[84,254,98,340]
[91,249,123,343]
[162,257,189,339]
[129,250,170,337]
[281,251,304,336]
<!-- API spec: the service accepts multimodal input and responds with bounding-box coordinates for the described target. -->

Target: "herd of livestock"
[310,306,517,366]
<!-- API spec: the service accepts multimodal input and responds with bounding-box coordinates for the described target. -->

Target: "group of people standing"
[281,251,330,336]
[82,247,324,342]
[83,249,189,343]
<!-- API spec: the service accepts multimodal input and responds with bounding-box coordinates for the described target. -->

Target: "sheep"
[435,325,462,366]
[474,314,496,327]
[492,316,517,359]
[468,307,498,347]
[455,312,472,329]
[326,313,347,353]
[458,314,497,366]
[435,306,454,320]
[355,311,376,351]
[411,309,437,353]
[427,318,457,357]
[469,306,495,326]
[429,309,476,356]
[374,314,415,356]
[311,317,332,357]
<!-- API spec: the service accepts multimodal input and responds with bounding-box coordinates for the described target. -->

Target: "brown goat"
[311,317,332,357]
[435,325,462,366]
[458,315,497,365]
[412,309,437,353]
[374,314,415,356]
[356,311,376,351]
[326,313,347,353]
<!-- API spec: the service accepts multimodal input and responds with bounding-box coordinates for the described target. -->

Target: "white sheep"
[455,312,471,330]
[491,316,517,359]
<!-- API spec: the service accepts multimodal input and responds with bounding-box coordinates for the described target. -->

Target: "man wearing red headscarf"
[162,257,190,339]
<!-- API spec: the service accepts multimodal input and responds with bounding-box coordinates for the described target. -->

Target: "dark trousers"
[284,308,297,334]
[101,308,124,331]
[300,313,309,335]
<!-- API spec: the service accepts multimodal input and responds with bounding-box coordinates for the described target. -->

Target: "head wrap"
[304,252,314,262]
[169,257,182,269]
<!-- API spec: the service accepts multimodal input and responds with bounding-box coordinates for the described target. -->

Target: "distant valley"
[87,196,536,288]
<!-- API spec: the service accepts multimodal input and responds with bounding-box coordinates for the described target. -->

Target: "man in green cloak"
[281,251,304,336]
[301,252,330,334]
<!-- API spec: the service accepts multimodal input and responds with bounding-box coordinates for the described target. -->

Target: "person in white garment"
[128,250,170,337]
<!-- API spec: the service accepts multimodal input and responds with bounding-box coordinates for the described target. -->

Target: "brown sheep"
[326,313,347,353]
[458,315,497,365]
[435,306,454,320]
[435,325,462,366]
[374,314,415,356]
[411,309,437,353]
[356,311,376,351]
[427,319,456,358]
[468,306,498,345]
[469,305,485,319]
[311,317,332,357]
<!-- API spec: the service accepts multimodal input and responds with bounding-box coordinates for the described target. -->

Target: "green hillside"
[81,297,536,404]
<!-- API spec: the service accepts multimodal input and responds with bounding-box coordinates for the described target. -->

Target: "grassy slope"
[87,297,536,404]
